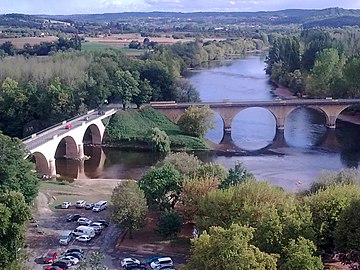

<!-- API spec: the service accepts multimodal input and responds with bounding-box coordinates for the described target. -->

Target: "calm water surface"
[56,55,360,191]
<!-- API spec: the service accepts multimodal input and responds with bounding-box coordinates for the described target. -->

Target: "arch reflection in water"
[285,108,327,149]
[231,107,276,151]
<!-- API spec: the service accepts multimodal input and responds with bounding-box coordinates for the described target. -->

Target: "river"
[56,54,360,191]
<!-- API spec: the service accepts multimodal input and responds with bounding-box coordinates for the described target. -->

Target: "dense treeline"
[266,27,360,98]
[0,36,81,57]
[135,152,360,269]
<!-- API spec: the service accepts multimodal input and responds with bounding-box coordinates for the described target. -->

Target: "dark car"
[45,266,64,270]
[95,219,109,227]
[64,252,83,260]
[66,248,84,255]
[97,111,105,115]
[66,214,81,222]
[125,263,148,270]
[51,261,70,270]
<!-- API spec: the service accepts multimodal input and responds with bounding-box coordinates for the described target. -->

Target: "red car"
[65,124,73,129]
[43,251,57,264]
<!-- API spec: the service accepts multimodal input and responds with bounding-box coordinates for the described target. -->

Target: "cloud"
[0,0,359,14]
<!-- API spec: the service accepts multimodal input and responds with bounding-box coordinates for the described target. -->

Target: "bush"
[147,127,170,153]
[157,209,182,239]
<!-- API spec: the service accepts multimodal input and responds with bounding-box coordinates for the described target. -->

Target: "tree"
[114,70,140,109]
[110,181,147,238]
[139,164,182,210]
[183,224,277,270]
[305,184,360,252]
[133,78,153,108]
[147,127,170,153]
[219,162,254,189]
[157,209,182,239]
[0,132,39,203]
[178,105,215,137]
[0,191,31,269]
[78,251,108,270]
[176,78,200,102]
[196,163,228,183]
[176,175,219,221]
[280,237,322,270]
[162,152,201,176]
[343,56,360,98]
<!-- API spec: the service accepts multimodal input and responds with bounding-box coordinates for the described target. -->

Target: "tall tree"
[113,70,140,109]
[110,181,147,238]
[178,105,215,137]
[0,132,39,203]
[183,224,277,270]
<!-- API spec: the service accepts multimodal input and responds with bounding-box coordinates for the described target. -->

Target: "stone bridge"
[147,99,360,134]
[23,108,119,177]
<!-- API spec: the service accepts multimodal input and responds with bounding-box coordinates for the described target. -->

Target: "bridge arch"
[32,152,49,175]
[83,124,103,145]
[55,136,78,159]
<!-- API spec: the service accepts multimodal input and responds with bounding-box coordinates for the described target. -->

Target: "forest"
[266,27,360,98]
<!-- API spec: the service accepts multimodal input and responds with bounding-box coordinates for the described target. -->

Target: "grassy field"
[105,107,208,150]
[81,42,146,56]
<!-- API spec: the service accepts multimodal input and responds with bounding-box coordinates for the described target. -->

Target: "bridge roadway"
[148,98,360,132]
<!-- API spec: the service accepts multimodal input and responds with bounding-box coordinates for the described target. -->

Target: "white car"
[77,217,92,226]
[61,255,79,265]
[150,257,173,269]
[76,200,86,208]
[76,235,91,242]
[61,201,71,209]
[121,257,141,267]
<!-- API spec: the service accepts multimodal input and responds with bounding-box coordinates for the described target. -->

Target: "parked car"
[65,124,73,129]
[45,266,64,270]
[76,235,92,242]
[124,263,148,270]
[89,223,103,235]
[61,202,71,209]
[43,251,57,264]
[149,257,173,269]
[66,248,84,255]
[76,200,86,208]
[73,225,96,238]
[85,203,94,210]
[77,217,92,226]
[95,219,109,227]
[92,200,107,212]
[66,214,81,222]
[52,260,71,269]
[59,230,74,245]
[121,257,141,268]
[61,256,79,265]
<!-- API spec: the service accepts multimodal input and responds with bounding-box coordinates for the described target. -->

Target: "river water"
[56,55,360,191]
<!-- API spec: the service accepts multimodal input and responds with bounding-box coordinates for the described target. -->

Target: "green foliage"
[113,70,140,109]
[184,224,277,270]
[139,164,183,210]
[87,251,108,270]
[280,237,323,270]
[196,163,228,183]
[157,209,182,239]
[105,107,208,150]
[110,180,148,238]
[147,127,171,153]
[0,191,31,269]
[305,184,360,252]
[334,199,360,253]
[162,152,202,176]
[178,105,215,137]
[196,181,314,256]
[0,132,39,203]
[219,161,255,189]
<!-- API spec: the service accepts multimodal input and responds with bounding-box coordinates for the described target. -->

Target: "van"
[92,200,107,212]
[59,230,73,245]
[72,226,96,238]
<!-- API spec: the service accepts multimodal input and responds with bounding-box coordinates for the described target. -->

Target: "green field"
[105,107,209,150]
[81,42,145,56]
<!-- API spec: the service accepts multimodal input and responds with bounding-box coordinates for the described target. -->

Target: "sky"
[1,0,360,15]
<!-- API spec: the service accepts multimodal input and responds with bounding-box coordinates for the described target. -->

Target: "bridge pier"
[49,158,57,177]
[77,143,85,159]
[326,115,337,129]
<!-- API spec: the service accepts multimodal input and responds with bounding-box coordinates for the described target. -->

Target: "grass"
[105,107,208,150]
[81,42,146,56]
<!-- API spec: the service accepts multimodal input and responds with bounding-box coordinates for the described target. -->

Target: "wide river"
[57,55,360,191]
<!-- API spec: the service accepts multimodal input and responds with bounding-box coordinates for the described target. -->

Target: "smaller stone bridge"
[148,99,360,134]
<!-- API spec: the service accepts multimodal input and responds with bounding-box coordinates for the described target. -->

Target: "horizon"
[0,0,359,16]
